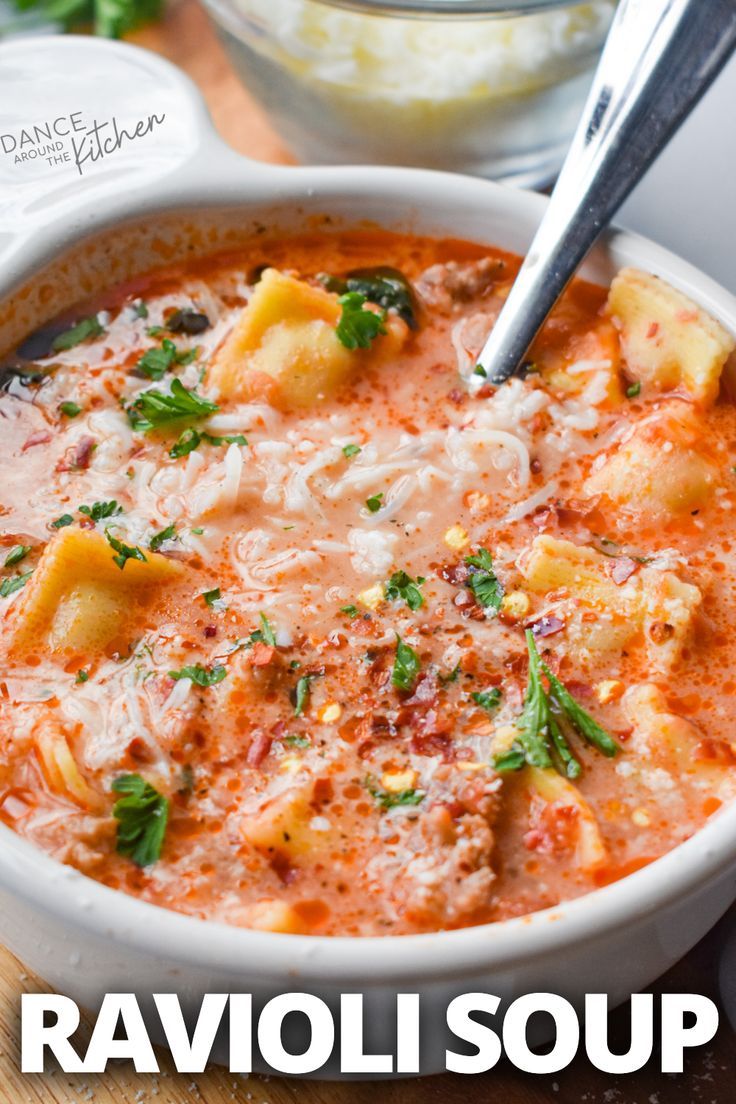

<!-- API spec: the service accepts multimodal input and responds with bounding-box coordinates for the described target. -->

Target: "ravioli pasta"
[0,231,734,936]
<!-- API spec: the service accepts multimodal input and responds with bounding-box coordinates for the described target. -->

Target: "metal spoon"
[476,0,736,386]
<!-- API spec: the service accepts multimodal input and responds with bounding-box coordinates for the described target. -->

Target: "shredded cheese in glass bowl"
[204,0,615,182]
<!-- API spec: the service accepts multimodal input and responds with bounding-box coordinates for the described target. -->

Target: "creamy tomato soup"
[1,231,735,936]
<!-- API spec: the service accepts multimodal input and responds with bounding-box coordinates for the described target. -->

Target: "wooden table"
[1,3,735,1099]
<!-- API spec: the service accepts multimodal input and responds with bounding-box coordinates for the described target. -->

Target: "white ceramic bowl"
[1,35,735,1077]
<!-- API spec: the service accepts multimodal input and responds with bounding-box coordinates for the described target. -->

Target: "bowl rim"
[2,181,736,983]
[203,0,602,26]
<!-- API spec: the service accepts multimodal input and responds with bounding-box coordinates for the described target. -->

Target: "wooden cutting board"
[0,3,734,1098]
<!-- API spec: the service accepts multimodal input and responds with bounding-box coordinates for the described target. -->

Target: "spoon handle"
[476,0,736,386]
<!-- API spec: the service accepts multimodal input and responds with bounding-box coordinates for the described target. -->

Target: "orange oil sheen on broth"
[0,230,735,936]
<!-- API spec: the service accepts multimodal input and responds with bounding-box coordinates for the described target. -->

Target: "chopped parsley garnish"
[4,544,30,568]
[0,570,32,598]
[112,774,169,868]
[365,777,424,810]
[365,493,384,513]
[342,443,361,459]
[471,687,502,713]
[283,734,311,749]
[258,613,277,646]
[132,300,149,319]
[165,308,210,335]
[439,663,461,685]
[51,514,74,529]
[105,529,147,570]
[465,547,504,611]
[340,604,359,618]
[126,379,218,431]
[294,674,313,717]
[51,315,104,353]
[76,669,90,684]
[169,663,227,687]
[202,587,221,608]
[79,500,122,522]
[626,381,642,399]
[335,292,387,350]
[494,631,619,778]
[59,401,82,418]
[473,364,488,378]
[322,267,417,329]
[392,634,421,692]
[385,570,425,611]
[135,337,198,381]
[169,427,247,458]
[149,524,177,552]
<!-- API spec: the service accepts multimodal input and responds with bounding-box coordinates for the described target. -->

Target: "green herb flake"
[169,663,227,687]
[541,660,620,759]
[79,500,122,522]
[471,687,502,713]
[76,669,90,684]
[202,587,221,608]
[439,663,461,685]
[473,364,488,378]
[59,401,82,418]
[136,338,198,381]
[342,443,361,459]
[465,547,504,611]
[105,529,148,570]
[336,292,387,350]
[51,315,104,353]
[294,674,314,717]
[51,514,74,529]
[112,773,169,868]
[283,734,311,749]
[203,431,248,448]
[132,300,149,319]
[365,493,384,513]
[385,570,425,611]
[340,604,359,618]
[4,544,30,568]
[626,381,642,399]
[366,776,424,810]
[391,634,421,692]
[0,570,32,598]
[169,427,201,458]
[126,379,218,432]
[258,612,277,646]
[149,524,177,552]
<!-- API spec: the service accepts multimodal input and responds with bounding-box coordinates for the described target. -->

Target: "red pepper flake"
[203,625,217,638]
[22,430,51,451]
[56,435,96,472]
[608,556,638,585]
[530,615,565,638]
[249,642,276,667]
[246,729,272,767]
[646,322,660,339]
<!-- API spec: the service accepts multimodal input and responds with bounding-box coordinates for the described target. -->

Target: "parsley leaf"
[79,500,122,522]
[112,773,169,868]
[258,612,277,646]
[59,401,82,418]
[335,292,386,350]
[126,379,218,431]
[626,381,642,399]
[385,570,425,611]
[365,777,424,809]
[342,443,361,459]
[169,427,201,458]
[392,634,420,692]
[202,587,221,608]
[149,524,177,551]
[541,662,620,759]
[105,529,147,570]
[294,674,313,717]
[465,547,504,611]
[202,431,248,448]
[0,570,32,598]
[283,733,311,749]
[51,315,104,353]
[471,687,502,713]
[365,493,383,513]
[135,338,197,381]
[340,604,359,618]
[439,663,461,685]
[132,300,149,319]
[51,514,74,529]
[323,268,417,329]
[4,545,30,568]
[76,669,89,684]
[515,629,555,772]
[169,663,227,687]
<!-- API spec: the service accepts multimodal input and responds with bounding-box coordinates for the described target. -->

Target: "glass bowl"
[203,0,615,185]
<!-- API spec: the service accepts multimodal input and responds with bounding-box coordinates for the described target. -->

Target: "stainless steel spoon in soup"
[476,0,736,386]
